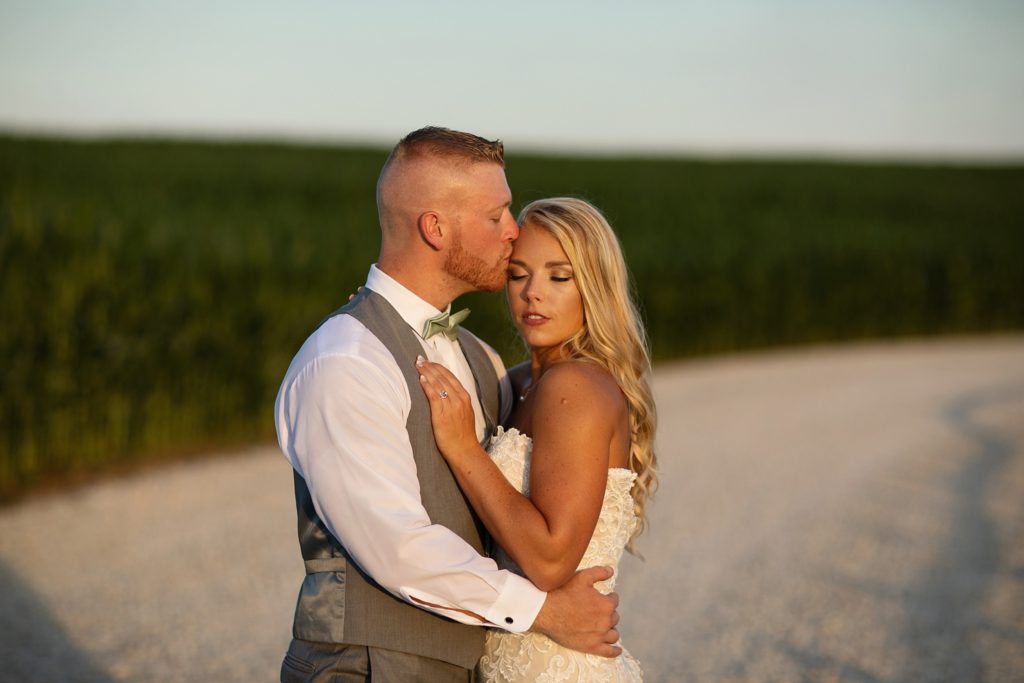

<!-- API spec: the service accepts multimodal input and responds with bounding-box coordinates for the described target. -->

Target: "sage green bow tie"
[422,308,470,341]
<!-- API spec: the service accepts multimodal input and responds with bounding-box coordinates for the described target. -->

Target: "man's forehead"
[451,162,511,200]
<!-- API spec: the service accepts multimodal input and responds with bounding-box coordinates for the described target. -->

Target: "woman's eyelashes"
[506,269,574,282]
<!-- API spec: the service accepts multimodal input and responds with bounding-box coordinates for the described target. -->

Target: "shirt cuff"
[482,572,546,633]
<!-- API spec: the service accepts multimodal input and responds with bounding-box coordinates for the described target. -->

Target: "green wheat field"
[1,136,1022,498]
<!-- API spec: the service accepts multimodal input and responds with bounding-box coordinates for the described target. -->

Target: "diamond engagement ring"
[439,390,449,399]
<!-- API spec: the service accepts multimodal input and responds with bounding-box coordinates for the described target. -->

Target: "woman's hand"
[415,356,479,459]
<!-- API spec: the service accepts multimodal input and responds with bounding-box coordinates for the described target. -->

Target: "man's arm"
[411,566,623,658]
[276,346,543,631]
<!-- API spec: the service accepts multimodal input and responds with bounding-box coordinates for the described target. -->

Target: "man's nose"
[504,213,520,240]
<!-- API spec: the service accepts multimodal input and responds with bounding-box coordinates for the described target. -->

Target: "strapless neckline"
[491,426,635,476]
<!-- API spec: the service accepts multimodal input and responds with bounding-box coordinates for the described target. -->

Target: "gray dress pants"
[281,638,476,683]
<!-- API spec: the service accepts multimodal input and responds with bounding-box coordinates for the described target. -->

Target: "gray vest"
[290,288,501,669]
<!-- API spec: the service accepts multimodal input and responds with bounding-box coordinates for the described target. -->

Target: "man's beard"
[443,230,507,293]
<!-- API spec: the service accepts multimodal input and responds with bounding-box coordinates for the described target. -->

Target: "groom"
[275,127,621,681]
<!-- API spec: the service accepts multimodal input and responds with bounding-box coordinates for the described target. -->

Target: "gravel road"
[2,335,1022,682]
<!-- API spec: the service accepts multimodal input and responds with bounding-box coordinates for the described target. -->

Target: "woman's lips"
[522,313,548,326]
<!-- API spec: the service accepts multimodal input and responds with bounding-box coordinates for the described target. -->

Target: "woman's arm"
[416,356,625,590]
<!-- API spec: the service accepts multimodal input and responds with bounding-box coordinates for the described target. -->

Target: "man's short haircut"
[384,126,505,170]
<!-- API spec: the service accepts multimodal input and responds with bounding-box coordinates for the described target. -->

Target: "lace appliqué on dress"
[478,427,643,682]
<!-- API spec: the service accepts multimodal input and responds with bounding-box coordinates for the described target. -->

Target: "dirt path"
[2,335,1022,682]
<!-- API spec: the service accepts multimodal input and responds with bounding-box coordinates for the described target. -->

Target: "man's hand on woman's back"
[531,566,622,658]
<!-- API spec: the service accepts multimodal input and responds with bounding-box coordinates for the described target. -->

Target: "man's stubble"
[443,227,508,294]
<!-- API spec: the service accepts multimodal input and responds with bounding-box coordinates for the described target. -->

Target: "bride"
[416,197,657,682]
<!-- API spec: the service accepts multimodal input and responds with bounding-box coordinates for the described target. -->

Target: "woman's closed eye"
[508,270,573,282]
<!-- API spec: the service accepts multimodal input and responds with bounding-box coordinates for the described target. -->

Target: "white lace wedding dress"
[479,427,644,682]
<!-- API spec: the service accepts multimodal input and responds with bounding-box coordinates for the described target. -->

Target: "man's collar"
[364,264,451,340]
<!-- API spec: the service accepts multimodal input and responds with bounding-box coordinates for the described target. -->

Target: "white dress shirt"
[275,265,545,633]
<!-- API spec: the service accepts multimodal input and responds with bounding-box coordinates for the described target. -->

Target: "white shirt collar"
[365,264,449,340]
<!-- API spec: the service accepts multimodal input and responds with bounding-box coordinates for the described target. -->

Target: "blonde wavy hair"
[516,197,658,550]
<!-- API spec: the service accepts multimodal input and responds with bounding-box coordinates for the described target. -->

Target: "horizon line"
[2,123,1023,167]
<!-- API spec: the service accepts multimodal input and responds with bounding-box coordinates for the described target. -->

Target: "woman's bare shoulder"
[534,360,624,413]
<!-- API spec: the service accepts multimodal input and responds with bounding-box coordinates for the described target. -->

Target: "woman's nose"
[522,280,542,302]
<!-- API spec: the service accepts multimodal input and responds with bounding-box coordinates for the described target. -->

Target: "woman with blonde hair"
[416,197,657,681]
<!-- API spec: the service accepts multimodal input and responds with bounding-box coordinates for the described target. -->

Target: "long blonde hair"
[517,197,658,549]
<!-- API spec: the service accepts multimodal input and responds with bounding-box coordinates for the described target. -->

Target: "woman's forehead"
[511,225,569,263]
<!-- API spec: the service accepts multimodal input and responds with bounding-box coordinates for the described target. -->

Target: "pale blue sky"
[1,0,1022,158]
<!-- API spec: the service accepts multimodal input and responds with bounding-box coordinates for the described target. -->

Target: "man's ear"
[418,211,445,251]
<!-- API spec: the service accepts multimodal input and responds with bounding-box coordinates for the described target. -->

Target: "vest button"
[505,617,513,624]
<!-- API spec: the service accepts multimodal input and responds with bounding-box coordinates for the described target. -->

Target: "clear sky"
[1,0,1022,159]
